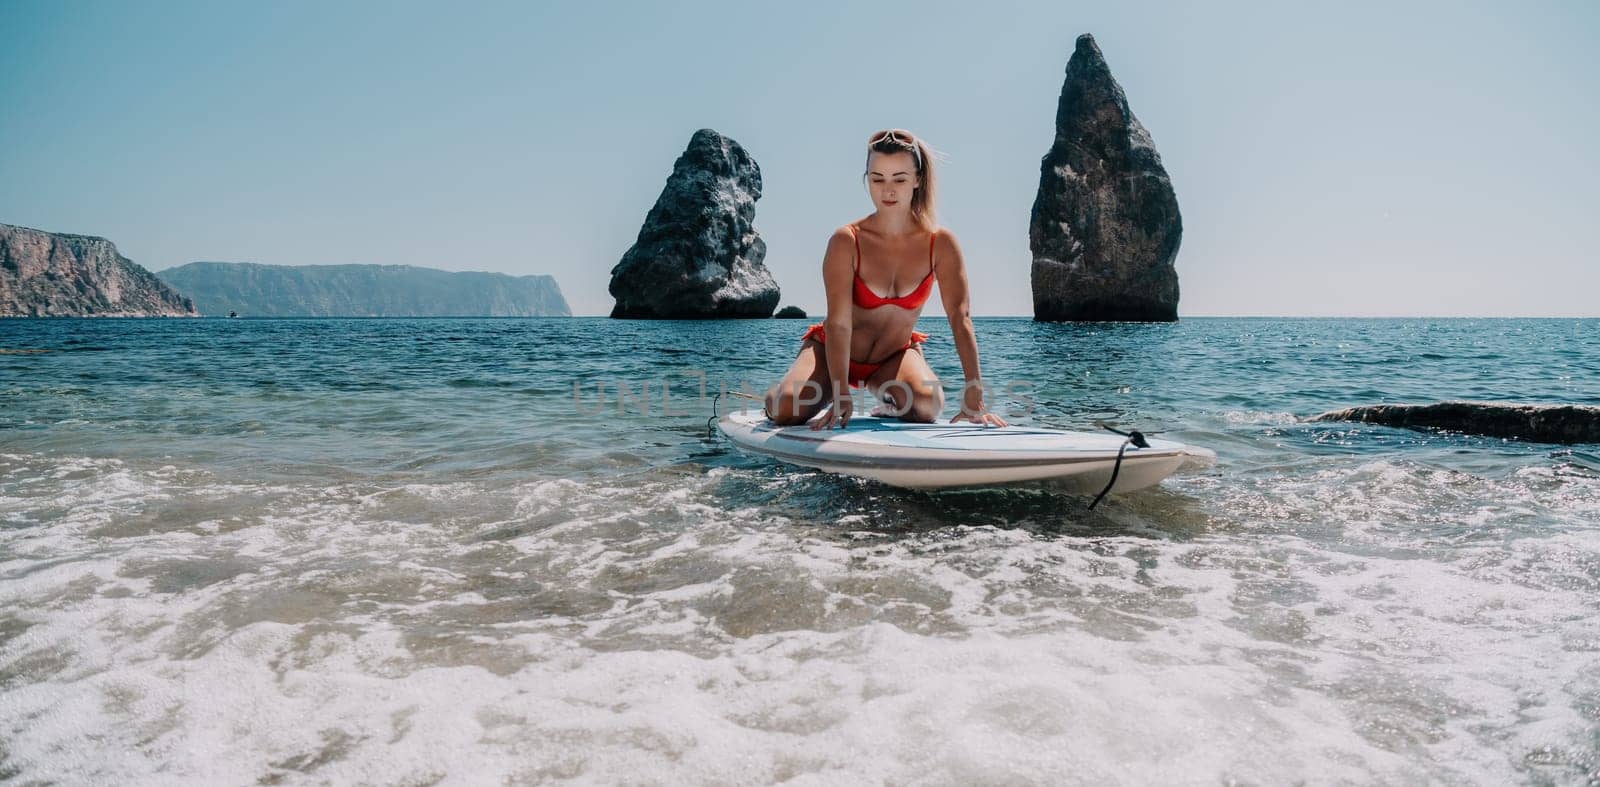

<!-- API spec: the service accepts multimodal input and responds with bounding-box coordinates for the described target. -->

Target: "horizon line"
[9,314,1595,321]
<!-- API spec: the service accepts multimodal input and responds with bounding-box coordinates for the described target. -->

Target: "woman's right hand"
[809,392,853,430]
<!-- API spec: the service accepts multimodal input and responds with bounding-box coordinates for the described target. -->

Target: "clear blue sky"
[2,0,1595,317]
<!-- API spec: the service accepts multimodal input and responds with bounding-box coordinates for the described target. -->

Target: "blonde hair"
[864,128,939,230]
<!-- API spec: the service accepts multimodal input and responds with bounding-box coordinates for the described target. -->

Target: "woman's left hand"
[950,410,1008,427]
[949,386,1007,427]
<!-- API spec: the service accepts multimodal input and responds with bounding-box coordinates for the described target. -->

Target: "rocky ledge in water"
[1030,34,1182,322]
[609,129,779,319]
[1310,401,1600,445]
[1,222,196,317]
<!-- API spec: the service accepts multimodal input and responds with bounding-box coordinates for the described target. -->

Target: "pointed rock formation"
[609,129,778,318]
[1031,34,1182,322]
[1,223,196,317]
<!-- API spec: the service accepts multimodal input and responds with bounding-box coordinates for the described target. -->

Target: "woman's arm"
[813,227,858,428]
[935,229,1007,426]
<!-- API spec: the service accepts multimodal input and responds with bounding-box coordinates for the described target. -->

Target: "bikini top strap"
[849,223,860,274]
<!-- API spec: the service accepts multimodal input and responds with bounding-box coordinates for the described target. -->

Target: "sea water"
[1,316,1597,784]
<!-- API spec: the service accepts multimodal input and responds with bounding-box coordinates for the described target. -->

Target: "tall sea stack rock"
[1031,34,1182,322]
[0,223,196,317]
[609,129,779,318]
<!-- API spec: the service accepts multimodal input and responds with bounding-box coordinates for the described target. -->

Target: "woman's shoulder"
[822,225,859,265]
[828,222,867,247]
[930,225,962,267]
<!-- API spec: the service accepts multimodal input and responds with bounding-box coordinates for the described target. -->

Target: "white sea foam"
[2,448,1598,784]
[1219,410,1301,426]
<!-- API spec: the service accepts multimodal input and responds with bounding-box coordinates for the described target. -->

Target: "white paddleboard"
[719,410,1215,492]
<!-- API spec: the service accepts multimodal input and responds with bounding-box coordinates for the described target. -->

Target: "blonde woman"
[765,129,1007,430]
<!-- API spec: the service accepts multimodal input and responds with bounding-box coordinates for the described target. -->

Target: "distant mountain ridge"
[1,222,197,317]
[157,261,571,317]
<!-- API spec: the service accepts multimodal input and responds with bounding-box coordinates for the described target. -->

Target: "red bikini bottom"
[800,322,929,388]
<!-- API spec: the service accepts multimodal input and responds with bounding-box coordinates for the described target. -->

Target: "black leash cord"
[708,390,766,438]
[1088,426,1149,511]
[707,392,721,438]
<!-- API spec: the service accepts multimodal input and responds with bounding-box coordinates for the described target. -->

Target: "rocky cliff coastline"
[157,262,570,317]
[0,223,196,317]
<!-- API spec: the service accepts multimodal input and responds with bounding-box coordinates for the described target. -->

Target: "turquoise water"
[2,317,1598,783]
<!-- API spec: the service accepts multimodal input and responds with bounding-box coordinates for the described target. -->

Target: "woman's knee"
[903,378,944,422]
[768,400,812,425]
[765,380,826,424]
[879,377,942,422]
[900,395,942,422]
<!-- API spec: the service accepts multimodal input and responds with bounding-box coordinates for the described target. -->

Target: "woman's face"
[865,151,920,212]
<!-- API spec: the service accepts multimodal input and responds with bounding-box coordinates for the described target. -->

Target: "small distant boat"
[719,410,1215,493]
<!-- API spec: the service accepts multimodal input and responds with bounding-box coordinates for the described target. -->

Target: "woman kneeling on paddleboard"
[765,128,1008,431]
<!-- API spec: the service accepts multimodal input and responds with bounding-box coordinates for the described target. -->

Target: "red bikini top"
[849,224,936,310]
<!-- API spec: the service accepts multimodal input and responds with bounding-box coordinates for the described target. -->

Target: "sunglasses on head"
[870,130,922,168]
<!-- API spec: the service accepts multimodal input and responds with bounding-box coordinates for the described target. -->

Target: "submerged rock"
[1030,34,1182,322]
[1310,402,1600,444]
[0,223,196,317]
[609,129,779,319]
